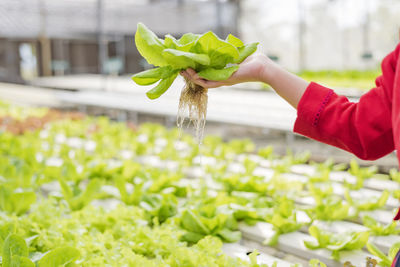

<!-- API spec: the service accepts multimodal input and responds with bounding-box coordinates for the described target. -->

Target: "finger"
[179,70,189,79]
[181,68,225,88]
[193,78,224,89]
[186,68,202,80]
[202,80,225,88]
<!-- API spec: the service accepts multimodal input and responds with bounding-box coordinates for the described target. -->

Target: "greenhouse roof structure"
[0,0,238,39]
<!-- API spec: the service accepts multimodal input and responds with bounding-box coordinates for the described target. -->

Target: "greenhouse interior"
[0,0,400,266]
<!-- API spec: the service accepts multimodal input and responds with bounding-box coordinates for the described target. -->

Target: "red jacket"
[294,43,400,220]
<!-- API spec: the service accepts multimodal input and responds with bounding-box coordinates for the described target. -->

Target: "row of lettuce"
[298,69,381,91]
[0,103,399,266]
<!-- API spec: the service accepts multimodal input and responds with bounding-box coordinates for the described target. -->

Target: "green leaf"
[307,225,369,260]
[11,192,36,215]
[198,65,239,81]
[135,23,168,67]
[217,228,241,243]
[162,49,210,69]
[0,187,34,215]
[367,242,391,266]
[10,255,35,267]
[236,42,258,63]
[194,31,239,68]
[168,33,200,52]
[146,72,178,99]
[304,240,320,250]
[362,215,400,236]
[79,179,101,203]
[309,259,327,267]
[132,66,175,85]
[3,234,29,267]
[180,231,205,244]
[37,247,80,267]
[178,33,200,46]
[389,243,400,261]
[226,34,244,47]
[181,210,210,235]
[377,190,390,207]
[0,223,15,252]
[248,250,259,265]
[164,34,178,49]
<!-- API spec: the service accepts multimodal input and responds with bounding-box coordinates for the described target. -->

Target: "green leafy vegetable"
[304,225,369,260]
[180,208,241,243]
[362,215,400,236]
[145,72,178,99]
[309,259,327,267]
[131,66,175,85]
[345,189,389,212]
[132,23,258,99]
[198,65,240,81]
[367,242,400,267]
[236,42,259,63]
[0,186,36,215]
[59,178,101,210]
[306,195,350,221]
[265,198,304,245]
[37,247,80,267]
[135,22,168,67]
[2,234,34,267]
[226,34,244,47]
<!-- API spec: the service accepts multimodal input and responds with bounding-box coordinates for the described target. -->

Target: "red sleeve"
[294,77,394,161]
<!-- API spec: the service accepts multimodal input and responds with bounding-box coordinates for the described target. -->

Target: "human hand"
[180,53,274,88]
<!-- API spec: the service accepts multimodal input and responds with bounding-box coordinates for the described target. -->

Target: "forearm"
[260,61,309,109]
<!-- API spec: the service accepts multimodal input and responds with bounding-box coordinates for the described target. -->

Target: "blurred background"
[1,0,399,82]
[0,0,399,168]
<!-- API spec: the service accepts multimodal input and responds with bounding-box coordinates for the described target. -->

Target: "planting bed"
[0,102,399,267]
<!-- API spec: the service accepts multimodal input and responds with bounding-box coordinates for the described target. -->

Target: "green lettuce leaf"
[305,225,369,261]
[181,210,210,235]
[0,186,36,215]
[194,31,239,68]
[132,23,258,99]
[236,42,259,63]
[309,259,327,267]
[362,215,400,236]
[162,49,210,69]
[135,23,168,67]
[165,33,200,52]
[146,72,178,99]
[198,65,239,81]
[132,66,175,85]
[226,34,244,47]
[178,33,200,46]
[2,234,34,267]
[37,247,80,267]
[367,242,392,267]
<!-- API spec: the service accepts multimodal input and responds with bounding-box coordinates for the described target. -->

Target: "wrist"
[259,58,280,85]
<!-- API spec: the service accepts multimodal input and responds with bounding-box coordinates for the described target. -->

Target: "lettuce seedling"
[179,208,241,243]
[304,225,369,260]
[58,178,101,211]
[37,247,80,267]
[132,23,258,140]
[362,215,400,236]
[344,189,389,213]
[265,198,304,245]
[309,259,327,267]
[389,168,400,183]
[367,242,400,267]
[0,186,36,215]
[2,234,34,267]
[306,195,351,221]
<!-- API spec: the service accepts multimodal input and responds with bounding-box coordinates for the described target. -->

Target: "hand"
[180,53,273,88]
